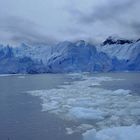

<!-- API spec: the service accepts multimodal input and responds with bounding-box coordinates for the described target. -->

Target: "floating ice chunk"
[113,89,131,95]
[68,107,106,120]
[94,77,114,82]
[76,124,93,132]
[18,76,25,78]
[0,74,23,77]
[83,125,140,140]
[67,98,94,107]
[42,100,59,111]
[65,128,74,135]
[0,74,12,77]
[83,129,97,140]
[66,124,93,135]
[90,82,101,86]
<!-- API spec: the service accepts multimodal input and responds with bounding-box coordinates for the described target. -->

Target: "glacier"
[0,37,140,73]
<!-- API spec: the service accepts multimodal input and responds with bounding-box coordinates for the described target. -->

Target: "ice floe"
[27,73,140,134]
[68,107,106,120]
[18,76,25,79]
[66,124,93,135]
[83,125,140,140]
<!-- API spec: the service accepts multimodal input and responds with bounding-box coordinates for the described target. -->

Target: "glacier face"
[47,40,113,73]
[0,37,140,73]
[0,44,47,74]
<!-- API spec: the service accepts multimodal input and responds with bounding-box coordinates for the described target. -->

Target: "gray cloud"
[67,0,140,40]
[129,22,140,35]
[68,0,139,23]
[0,16,56,45]
[0,0,140,45]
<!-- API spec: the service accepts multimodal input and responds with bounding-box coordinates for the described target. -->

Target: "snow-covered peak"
[75,40,88,47]
[56,41,72,47]
[102,36,133,45]
[136,38,140,42]
[97,36,140,60]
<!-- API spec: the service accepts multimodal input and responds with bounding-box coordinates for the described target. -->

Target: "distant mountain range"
[0,36,140,74]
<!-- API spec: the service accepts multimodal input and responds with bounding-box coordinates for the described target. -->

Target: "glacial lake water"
[0,72,140,140]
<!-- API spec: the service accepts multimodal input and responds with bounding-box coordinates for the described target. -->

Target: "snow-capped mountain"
[97,36,140,60]
[97,36,140,71]
[0,37,139,74]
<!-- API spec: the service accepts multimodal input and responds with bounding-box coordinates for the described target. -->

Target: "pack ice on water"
[27,73,140,139]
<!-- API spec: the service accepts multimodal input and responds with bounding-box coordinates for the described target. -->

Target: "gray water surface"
[0,74,82,140]
[0,73,140,140]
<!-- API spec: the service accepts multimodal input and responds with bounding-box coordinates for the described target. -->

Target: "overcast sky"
[0,0,140,45]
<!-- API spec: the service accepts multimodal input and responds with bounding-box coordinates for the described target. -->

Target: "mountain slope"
[97,36,140,60]
[97,37,140,71]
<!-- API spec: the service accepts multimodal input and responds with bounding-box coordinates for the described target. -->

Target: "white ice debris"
[27,74,140,134]
[68,107,106,120]
[83,125,140,140]
[65,128,74,135]
[66,124,93,135]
